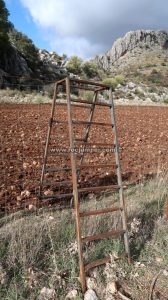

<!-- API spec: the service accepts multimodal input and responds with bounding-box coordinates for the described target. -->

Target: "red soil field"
[0,103,168,212]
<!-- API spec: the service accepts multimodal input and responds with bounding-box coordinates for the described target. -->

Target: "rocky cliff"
[0,45,67,86]
[95,30,168,71]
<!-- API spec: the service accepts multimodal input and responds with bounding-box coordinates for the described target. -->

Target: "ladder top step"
[79,206,121,217]
[82,229,125,243]
[71,98,112,107]
[69,78,112,89]
[78,185,120,193]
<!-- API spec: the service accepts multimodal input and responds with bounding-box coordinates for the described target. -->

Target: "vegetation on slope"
[8,29,40,71]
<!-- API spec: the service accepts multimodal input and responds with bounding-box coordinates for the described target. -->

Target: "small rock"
[156,257,163,263]
[136,137,142,142]
[106,282,117,295]
[28,204,36,211]
[44,190,54,196]
[0,264,7,285]
[23,162,29,169]
[163,270,168,277]
[38,287,56,300]
[65,289,78,299]
[84,289,98,300]
[21,190,31,198]
[128,82,136,89]
[86,277,97,289]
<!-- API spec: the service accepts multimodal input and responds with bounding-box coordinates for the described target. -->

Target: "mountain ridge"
[95,29,168,71]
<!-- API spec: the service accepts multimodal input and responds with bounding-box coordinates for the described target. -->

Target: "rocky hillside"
[0,0,67,86]
[95,30,168,70]
[0,45,67,85]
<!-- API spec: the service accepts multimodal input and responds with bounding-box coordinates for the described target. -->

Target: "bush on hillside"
[66,55,83,75]
[82,61,98,78]
[102,75,125,89]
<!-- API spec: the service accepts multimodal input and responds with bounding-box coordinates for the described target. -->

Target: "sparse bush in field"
[163,99,168,104]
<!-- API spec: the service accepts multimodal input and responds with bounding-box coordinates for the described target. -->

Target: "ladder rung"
[72,120,112,127]
[56,102,91,109]
[78,163,116,169]
[71,98,112,107]
[45,167,71,172]
[74,142,115,147]
[42,180,72,187]
[75,138,85,142]
[40,192,73,200]
[85,257,111,272]
[48,151,81,157]
[78,185,119,193]
[84,253,127,273]
[82,229,125,243]
[48,151,70,156]
[52,120,68,124]
[79,207,121,217]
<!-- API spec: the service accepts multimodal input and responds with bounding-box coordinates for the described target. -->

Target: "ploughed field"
[0,103,168,212]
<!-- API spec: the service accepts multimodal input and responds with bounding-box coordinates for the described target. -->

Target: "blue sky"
[5,0,51,50]
[4,0,168,58]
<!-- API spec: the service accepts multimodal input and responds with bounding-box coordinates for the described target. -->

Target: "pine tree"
[0,0,13,54]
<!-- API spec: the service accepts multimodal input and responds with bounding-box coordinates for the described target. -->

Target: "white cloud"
[20,0,168,57]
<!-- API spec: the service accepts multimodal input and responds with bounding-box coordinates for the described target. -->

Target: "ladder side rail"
[66,77,86,292]
[109,87,131,262]
[39,83,58,197]
[79,91,98,165]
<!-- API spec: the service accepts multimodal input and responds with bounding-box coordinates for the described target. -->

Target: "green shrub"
[66,55,83,75]
[115,75,125,85]
[80,90,93,101]
[102,75,125,89]
[102,77,118,89]
[82,61,98,78]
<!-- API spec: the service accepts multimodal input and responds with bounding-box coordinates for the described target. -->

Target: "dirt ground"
[0,103,168,212]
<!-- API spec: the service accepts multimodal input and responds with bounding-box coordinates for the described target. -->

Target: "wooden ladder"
[39,77,130,293]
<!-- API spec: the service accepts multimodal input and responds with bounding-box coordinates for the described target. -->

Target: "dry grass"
[0,173,168,299]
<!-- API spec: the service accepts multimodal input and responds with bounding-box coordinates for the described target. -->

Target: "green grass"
[163,99,168,104]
